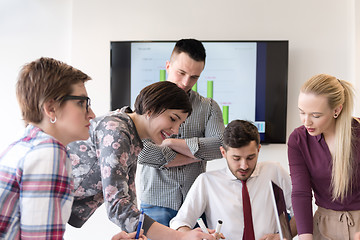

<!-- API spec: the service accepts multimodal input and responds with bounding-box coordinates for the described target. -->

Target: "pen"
[135,210,144,240]
[215,220,223,234]
[197,218,209,234]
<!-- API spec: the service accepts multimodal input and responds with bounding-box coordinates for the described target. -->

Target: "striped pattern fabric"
[138,90,225,210]
[0,125,73,240]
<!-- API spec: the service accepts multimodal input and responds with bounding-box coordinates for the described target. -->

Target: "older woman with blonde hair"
[288,73,360,240]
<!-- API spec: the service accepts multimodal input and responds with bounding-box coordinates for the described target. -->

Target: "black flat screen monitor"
[110,41,288,143]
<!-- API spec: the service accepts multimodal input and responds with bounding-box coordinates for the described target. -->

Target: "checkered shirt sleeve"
[0,125,73,239]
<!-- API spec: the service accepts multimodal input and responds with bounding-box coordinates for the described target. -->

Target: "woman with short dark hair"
[68,81,215,240]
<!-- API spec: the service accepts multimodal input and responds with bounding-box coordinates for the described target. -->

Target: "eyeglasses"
[62,95,91,113]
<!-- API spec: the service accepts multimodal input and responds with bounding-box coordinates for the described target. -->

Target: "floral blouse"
[67,107,148,232]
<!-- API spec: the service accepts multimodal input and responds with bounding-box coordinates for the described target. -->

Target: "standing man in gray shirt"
[138,38,225,227]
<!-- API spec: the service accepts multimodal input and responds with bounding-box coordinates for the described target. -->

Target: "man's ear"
[220,146,227,159]
[165,61,170,73]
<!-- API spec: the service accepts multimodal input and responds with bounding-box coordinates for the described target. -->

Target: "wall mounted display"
[110,40,288,143]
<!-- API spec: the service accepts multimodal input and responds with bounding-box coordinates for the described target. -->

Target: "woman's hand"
[111,230,147,240]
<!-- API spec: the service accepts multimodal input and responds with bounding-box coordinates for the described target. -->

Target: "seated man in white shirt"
[170,120,297,240]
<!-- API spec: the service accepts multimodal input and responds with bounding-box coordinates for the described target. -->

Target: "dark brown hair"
[223,120,260,150]
[134,81,192,117]
[171,39,206,64]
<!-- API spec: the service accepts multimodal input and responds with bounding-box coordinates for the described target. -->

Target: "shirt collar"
[315,134,323,142]
[25,124,66,148]
[224,165,237,180]
[122,106,143,149]
[250,163,261,178]
[25,124,42,138]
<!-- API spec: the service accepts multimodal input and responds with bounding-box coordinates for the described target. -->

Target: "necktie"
[241,180,255,240]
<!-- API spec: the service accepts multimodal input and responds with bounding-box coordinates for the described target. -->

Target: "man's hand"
[179,228,216,240]
[259,233,281,240]
[177,226,225,240]
[214,232,226,240]
[354,232,360,240]
[160,138,195,158]
[164,152,201,167]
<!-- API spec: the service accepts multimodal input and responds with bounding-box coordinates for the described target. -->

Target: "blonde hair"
[301,74,355,201]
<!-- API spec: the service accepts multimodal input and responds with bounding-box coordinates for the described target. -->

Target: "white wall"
[0,0,72,148]
[69,0,359,171]
[1,0,359,239]
[356,0,360,116]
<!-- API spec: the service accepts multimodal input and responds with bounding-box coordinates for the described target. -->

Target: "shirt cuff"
[169,220,192,231]
[143,214,156,235]
[185,137,199,155]
[160,147,177,168]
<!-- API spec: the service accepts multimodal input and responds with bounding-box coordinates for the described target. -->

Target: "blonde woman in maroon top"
[288,73,360,240]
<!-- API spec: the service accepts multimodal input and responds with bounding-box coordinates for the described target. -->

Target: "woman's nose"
[303,115,311,126]
[171,126,178,135]
[88,108,96,119]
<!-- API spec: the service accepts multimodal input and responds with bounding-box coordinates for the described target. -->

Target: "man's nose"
[239,159,248,170]
[182,76,191,86]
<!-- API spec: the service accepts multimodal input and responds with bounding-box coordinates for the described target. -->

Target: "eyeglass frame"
[62,95,91,113]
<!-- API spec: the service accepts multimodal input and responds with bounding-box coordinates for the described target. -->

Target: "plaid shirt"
[138,90,225,210]
[0,125,73,240]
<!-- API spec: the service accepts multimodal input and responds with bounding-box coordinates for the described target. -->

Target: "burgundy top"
[288,118,360,235]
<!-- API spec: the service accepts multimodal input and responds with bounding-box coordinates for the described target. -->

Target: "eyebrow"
[173,112,188,124]
[298,107,322,115]
[173,113,181,120]
[179,69,200,79]
[232,153,256,158]
[71,93,88,97]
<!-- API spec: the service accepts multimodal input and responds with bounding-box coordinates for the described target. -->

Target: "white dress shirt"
[169,161,293,240]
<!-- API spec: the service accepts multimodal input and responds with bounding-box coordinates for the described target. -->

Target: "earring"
[50,117,57,124]
[334,113,338,118]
